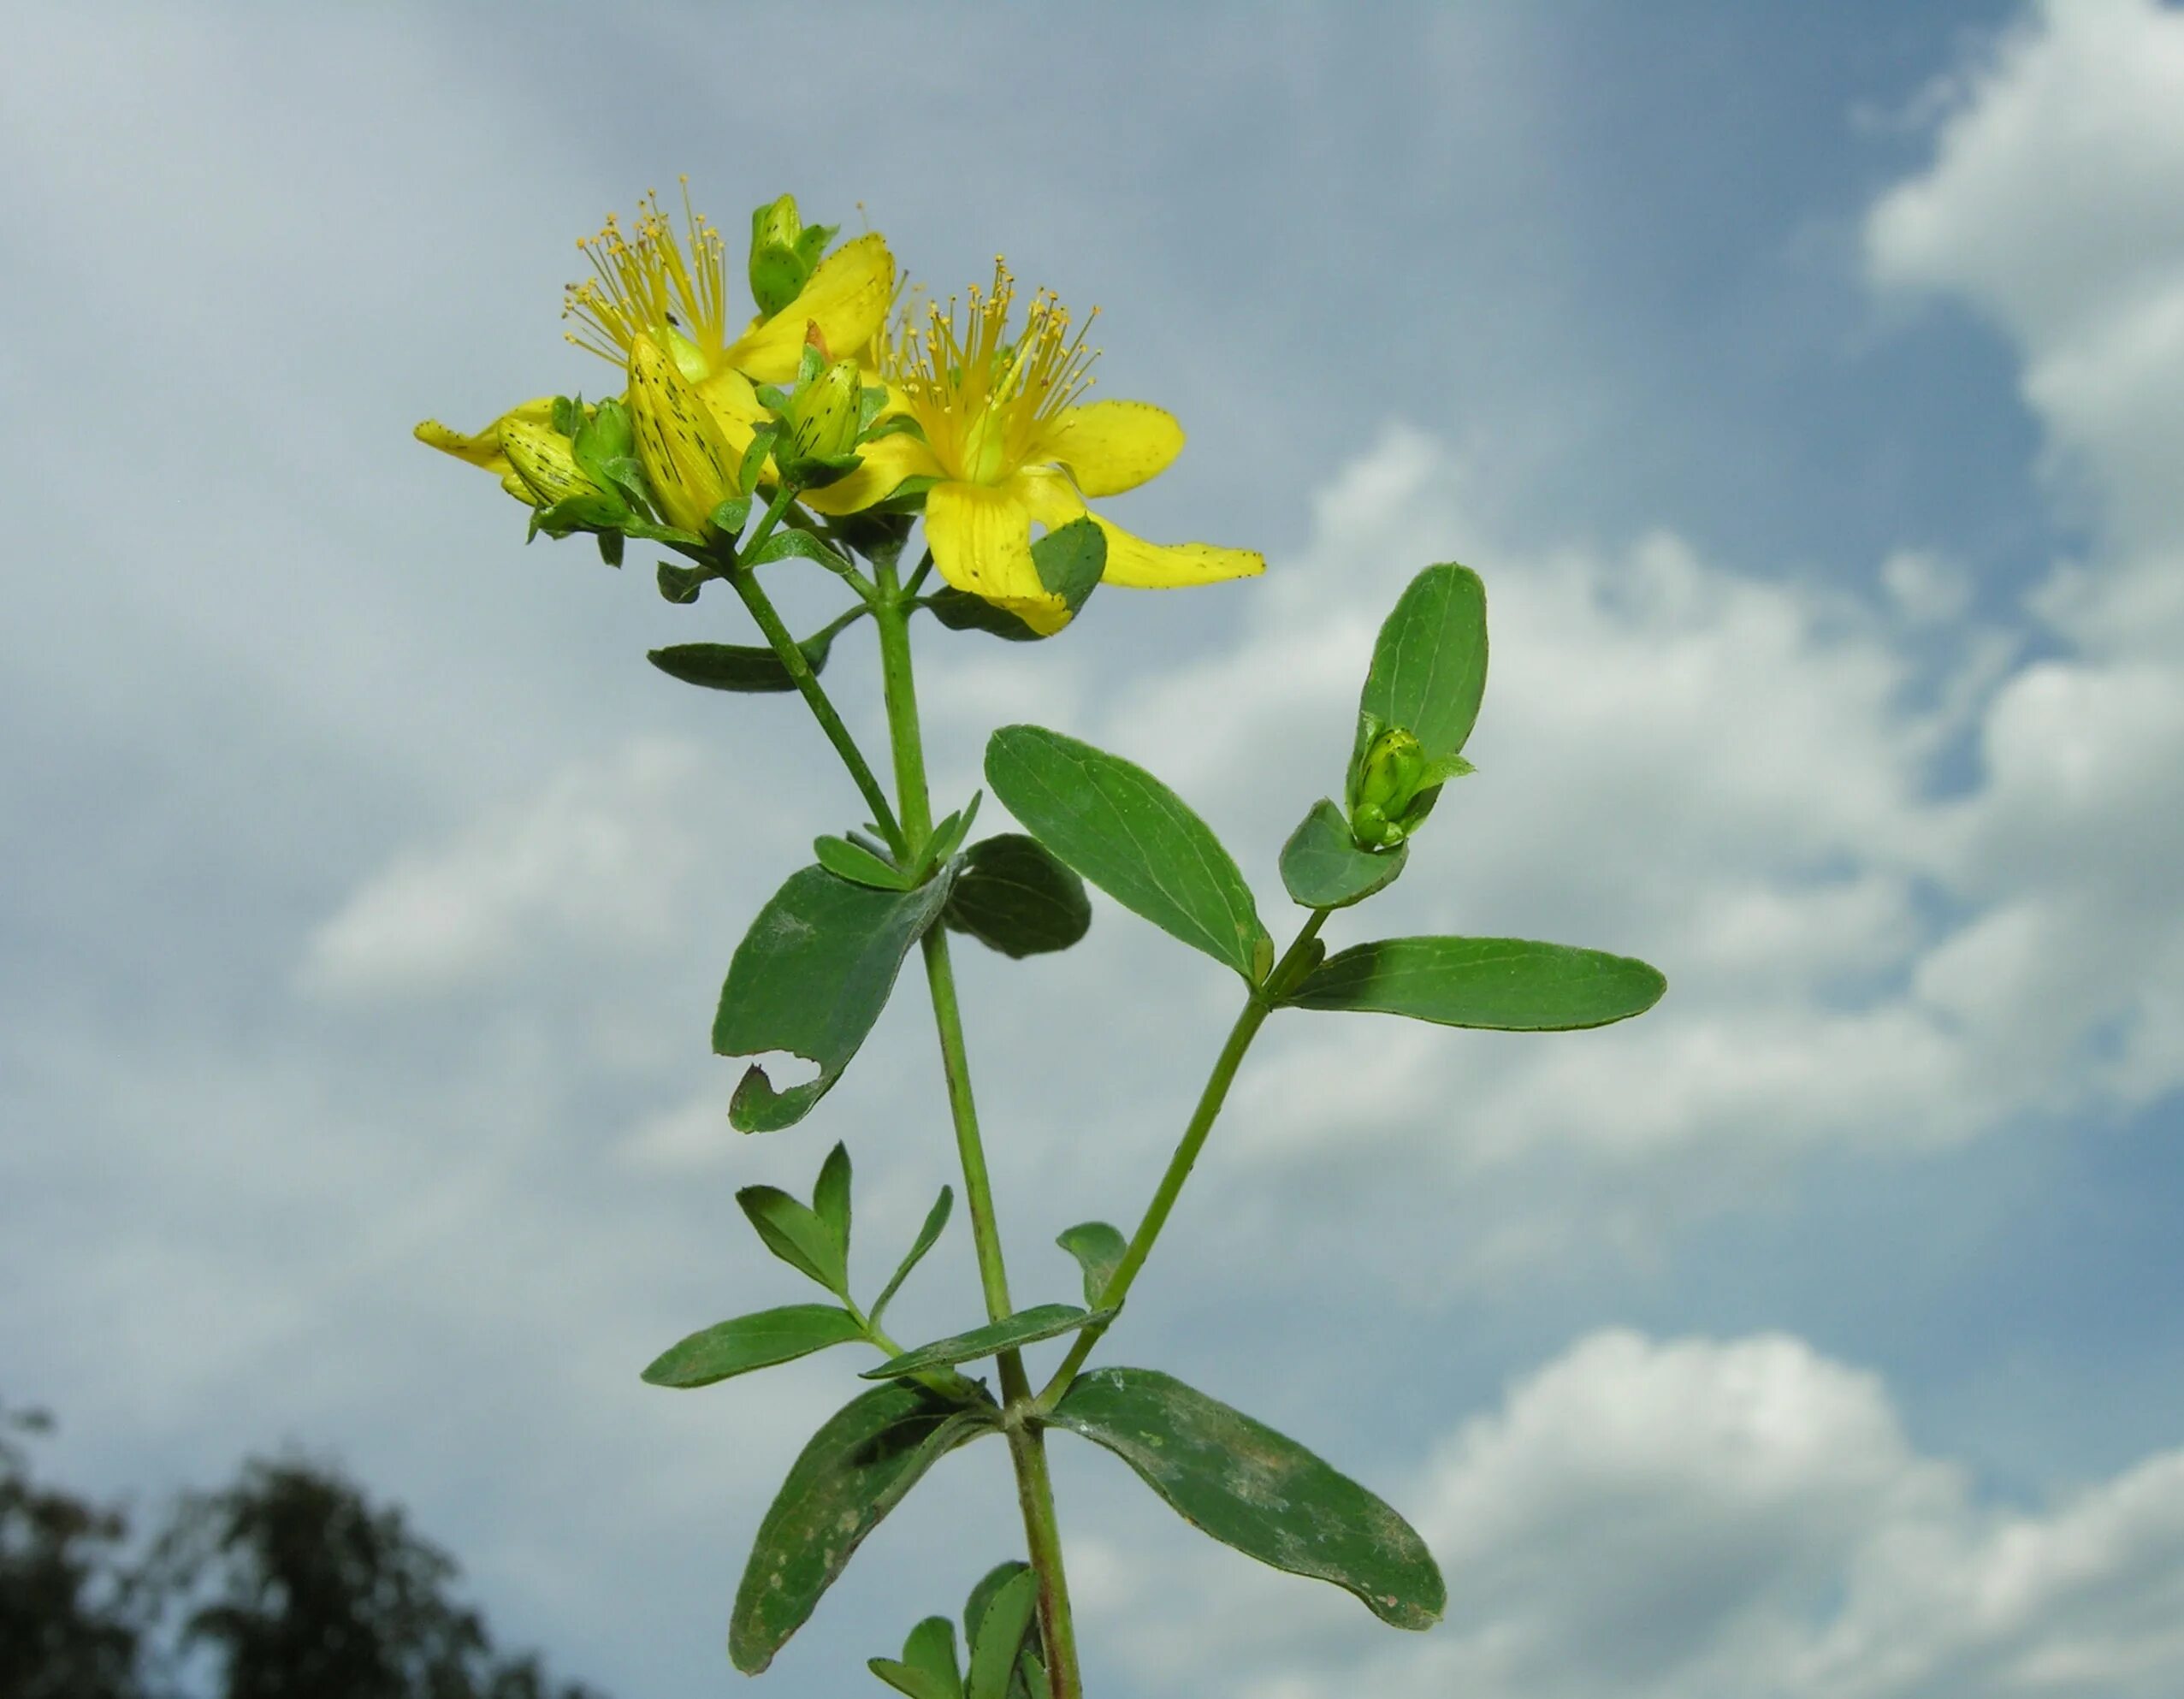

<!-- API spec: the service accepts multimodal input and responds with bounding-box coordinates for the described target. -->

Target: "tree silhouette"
[0,1406,145,1699]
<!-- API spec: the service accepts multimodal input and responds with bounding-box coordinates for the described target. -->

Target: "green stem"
[1039,911,1329,1406]
[725,566,907,859]
[871,554,1085,1699]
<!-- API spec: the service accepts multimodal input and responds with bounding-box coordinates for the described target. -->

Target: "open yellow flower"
[806,263,1262,634]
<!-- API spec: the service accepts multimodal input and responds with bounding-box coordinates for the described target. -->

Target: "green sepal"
[1286,935,1667,1031]
[984,725,1268,978]
[1049,1366,1446,1630]
[1280,798,1408,909]
[709,494,752,541]
[595,530,624,568]
[862,1304,1113,1381]
[738,423,781,496]
[714,866,956,1131]
[1056,1222,1127,1305]
[657,560,712,604]
[737,1183,850,1299]
[641,1303,864,1388]
[869,1187,953,1327]
[730,1383,997,1673]
[775,448,863,490]
[942,834,1092,959]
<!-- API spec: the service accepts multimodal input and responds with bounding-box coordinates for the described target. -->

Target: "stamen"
[561,186,731,370]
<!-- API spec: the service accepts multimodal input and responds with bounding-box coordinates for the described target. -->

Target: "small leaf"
[813,1141,853,1253]
[731,1384,995,1673]
[715,866,955,1132]
[642,1304,863,1388]
[864,1304,1113,1381]
[921,518,1107,641]
[867,1660,956,1699]
[967,1566,1039,1699]
[962,1563,1028,1665]
[737,1185,850,1299]
[647,615,849,693]
[1287,936,1667,1031]
[902,1614,963,1695]
[914,791,983,880]
[817,834,915,890]
[1280,798,1408,910]
[1051,1367,1445,1629]
[943,834,1093,959]
[984,725,1267,978]
[747,527,855,575]
[657,561,710,604]
[871,1187,953,1326]
[1056,1222,1127,1306]
[1358,563,1489,762]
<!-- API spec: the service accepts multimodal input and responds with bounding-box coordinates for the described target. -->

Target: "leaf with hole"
[985,725,1266,978]
[1287,936,1666,1031]
[715,865,955,1131]
[641,1304,863,1388]
[944,834,1093,959]
[1051,1366,1444,1629]
[863,1304,1114,1380]
[730,1384,995,1673]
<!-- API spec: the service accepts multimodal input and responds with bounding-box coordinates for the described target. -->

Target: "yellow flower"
[414,396,558,482]
[807,262,1262,634]
[626,333,742,536]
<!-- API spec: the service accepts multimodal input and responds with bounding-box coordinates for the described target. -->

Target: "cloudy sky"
[7,2,2184,1695]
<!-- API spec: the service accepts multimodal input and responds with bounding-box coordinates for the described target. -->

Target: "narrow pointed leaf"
[731,1385,995,1673]
[944,834,1093,959]
[715,866,955,1132]
[1056,1222,1128,1306]
[1358,563,1489,760]
[816,834,914,889]
[1288,936,1666,1031]
[813,1141,852,1252]
[642,1304,863,1388]
[1279,798,1408,909]
[864,1304,1114,1380]
[1051,1366,1444,1629]
[967,1567,1039,1699]
[871,1187,953,1325]
[915,791,982,879]
[985,725,1267,978]
[648,628,837,693]
[737,1185,849,1298]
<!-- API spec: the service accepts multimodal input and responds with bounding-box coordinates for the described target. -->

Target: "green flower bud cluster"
[748,193,839,321]
[753,334,897,492]
[1345,716,1475,850]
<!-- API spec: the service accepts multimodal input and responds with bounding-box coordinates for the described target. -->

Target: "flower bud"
[628,332,743,536]
[787,358,866,464]
[1348,725,1436,850]
[500,417,603,508]
[748,193,836,321]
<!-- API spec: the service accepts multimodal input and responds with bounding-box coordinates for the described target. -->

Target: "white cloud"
[1100,1329,2184,1699]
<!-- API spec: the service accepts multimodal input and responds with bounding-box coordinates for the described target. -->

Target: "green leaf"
[813,1141,853,1253]
[962,1562,1027,1661]
[871,1187,953,1326]
[1287,936,1667,1031]
[914,791,982,881]
[737,1185,850,1298]
[747,527,855,575]
[863,1304,1114,1381]
[648,631,833,693]
[984,725,1267,979]
[1280,798,1409,910]
[1358,563,1489,761]
[657,561,710,603]
[868,1658,958,1699]
[817,834,915,890]
[922,518,1107,641]
[902,1614,963,1695]
[1055,1222,1127,1306]
[966,1566,1039,1699]
[715,866,956,1132]
[943,834,1093,959]
[731,1384,995,1673]
[1050,1366,1445,1630]
[641,1303,863,1388]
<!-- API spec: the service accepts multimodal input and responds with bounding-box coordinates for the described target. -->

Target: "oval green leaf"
[864,1304,1115,1381]
[648,623,842,693]
[815,834,912,890]
[715,865,955,1132]
[944,834,1093,959]
[1358,563,1488,761]
[641,1304,863,1388]
[1287,935,1666,1031]
[731,1385,995,1673]
[1279,798,1409,910]
[1050,1366,1444,1630]
[867,1661,957,1699]
[966,1566,1039,1699]
[1055,1222,1127,1306]
[984,725,1267,978]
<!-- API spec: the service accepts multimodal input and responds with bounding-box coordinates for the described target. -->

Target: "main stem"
[869,553,1086,1699]
[1039,910,1329,1404]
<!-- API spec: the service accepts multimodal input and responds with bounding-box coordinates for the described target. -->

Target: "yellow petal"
[1037,400,1185,497]
[726,232,896,384]
[500,418,598,506]
[630,334,740,533]
[1015,472,1263,590]
[925,481,1069,635]
[801,431,944,516]
[413,396,557,477]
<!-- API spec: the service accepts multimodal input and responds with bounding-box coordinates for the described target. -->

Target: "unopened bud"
[628,333,743,535]
[500,417,601,508]
[748,193,836,320]
[1348,725,1443,850]
[787,358,865,463]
